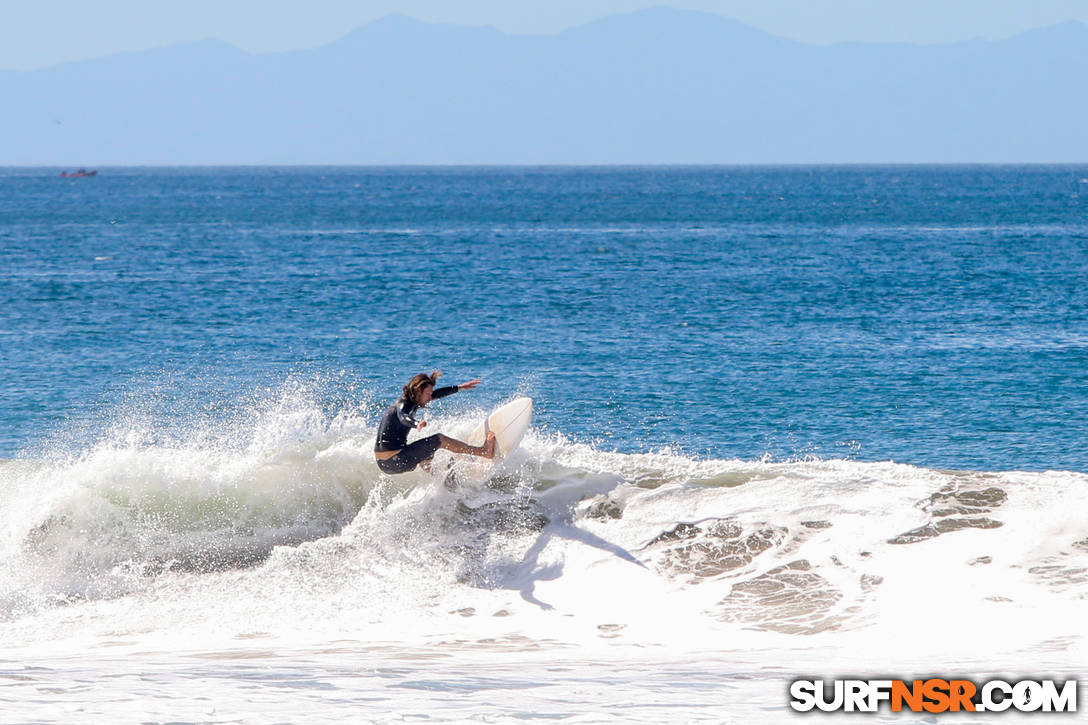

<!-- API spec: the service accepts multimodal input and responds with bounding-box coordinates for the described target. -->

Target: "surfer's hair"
[403,370,442,404]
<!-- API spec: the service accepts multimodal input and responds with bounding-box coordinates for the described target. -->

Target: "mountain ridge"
[4,8,1086,164]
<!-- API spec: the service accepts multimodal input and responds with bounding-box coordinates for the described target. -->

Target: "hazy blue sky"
[4,0,1088,71]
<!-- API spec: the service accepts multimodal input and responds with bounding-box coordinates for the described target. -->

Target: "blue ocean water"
[1,165,1086,470]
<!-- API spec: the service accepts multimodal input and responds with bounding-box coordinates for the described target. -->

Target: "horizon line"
[8,162,1088,169]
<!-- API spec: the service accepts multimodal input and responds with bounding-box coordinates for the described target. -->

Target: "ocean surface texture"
[1,166,1086,722]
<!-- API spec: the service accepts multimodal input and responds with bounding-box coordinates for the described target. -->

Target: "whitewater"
[2,389,1085,723]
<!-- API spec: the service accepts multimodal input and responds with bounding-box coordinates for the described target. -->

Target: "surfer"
[374,370,496,474]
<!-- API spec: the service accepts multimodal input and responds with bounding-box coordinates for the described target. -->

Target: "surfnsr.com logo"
[789,679,1078,713]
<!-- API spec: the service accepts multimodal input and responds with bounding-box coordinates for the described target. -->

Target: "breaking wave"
[2,386,1086,661]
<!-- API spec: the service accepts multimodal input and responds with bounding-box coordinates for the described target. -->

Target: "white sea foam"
[1,392,1085,722]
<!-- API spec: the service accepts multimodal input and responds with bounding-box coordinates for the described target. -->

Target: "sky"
[3,0,1088,71]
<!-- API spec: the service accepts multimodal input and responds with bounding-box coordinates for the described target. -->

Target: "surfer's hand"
[417,420,427,430]
[458,379,481,391]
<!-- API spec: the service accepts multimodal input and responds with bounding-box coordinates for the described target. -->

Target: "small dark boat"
[60,169,97,178]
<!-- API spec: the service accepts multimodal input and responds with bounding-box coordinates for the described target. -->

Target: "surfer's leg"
[376,435,444,474]
[378,433,495,475]
[437,432,496,459]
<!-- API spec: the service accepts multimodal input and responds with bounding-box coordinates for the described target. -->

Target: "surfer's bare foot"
[483,431,497,459]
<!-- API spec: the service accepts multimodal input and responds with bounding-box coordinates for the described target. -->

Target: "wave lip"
[1,427,381,613]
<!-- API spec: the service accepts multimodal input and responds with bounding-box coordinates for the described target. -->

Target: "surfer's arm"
[431,385,460,400]
[432,379,479,400]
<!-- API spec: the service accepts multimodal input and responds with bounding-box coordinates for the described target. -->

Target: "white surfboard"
[435,397,533,487]
[466,396,533,459]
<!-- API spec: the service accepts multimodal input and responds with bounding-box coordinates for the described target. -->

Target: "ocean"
[1,166,1086,722]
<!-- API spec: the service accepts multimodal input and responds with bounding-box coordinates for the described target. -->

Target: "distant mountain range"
[4,7,1087,164]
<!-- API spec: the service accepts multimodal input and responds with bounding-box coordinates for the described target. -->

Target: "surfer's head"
[403,370,442,405]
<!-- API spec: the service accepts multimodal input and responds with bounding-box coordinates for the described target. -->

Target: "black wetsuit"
[374,386,458,474]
